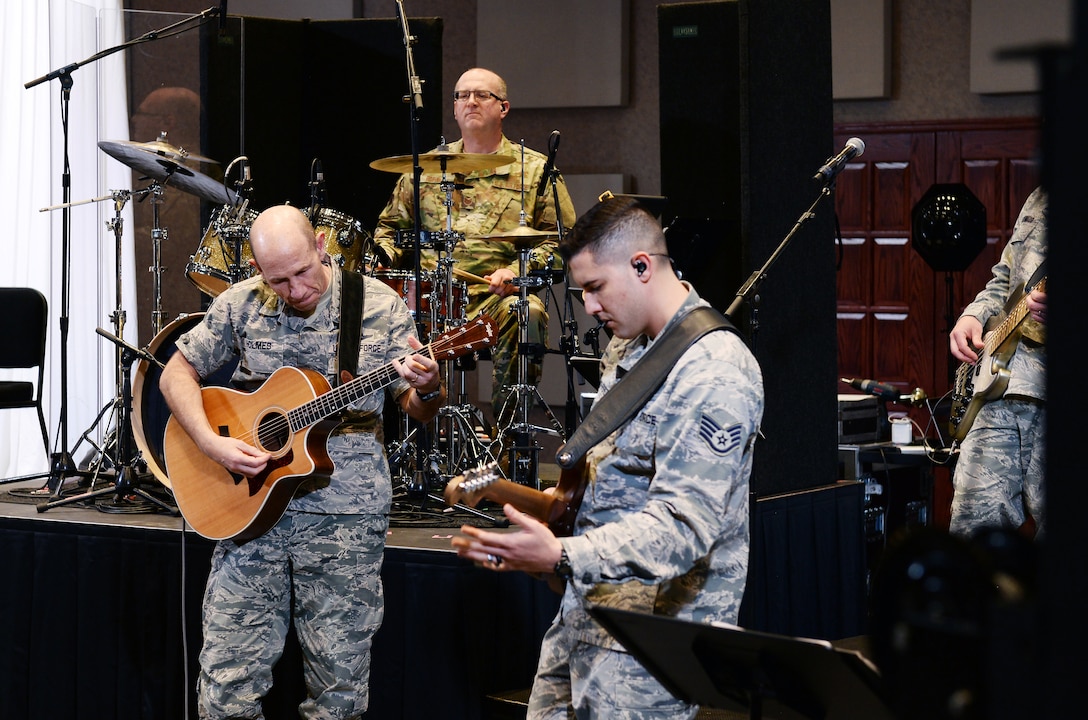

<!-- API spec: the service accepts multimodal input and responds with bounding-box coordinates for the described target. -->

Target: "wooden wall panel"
[834,120,1039,407]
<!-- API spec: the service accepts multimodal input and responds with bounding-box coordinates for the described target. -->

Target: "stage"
[0,467,868,720]
[0,475,560,720]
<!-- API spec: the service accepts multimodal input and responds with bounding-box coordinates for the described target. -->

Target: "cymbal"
[112,137,219,165]
[99,140,235,205]
[474,225,558,247]
[369,151,516,175]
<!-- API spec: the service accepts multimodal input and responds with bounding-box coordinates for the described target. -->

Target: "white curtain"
[0,0,134,480]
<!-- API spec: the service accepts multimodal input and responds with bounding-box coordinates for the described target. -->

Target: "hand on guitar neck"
[448,459,588,591]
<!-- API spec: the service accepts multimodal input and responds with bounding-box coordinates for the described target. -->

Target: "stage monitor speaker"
[659,1,838,496]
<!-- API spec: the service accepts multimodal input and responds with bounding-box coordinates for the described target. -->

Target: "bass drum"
[132,313,238,488]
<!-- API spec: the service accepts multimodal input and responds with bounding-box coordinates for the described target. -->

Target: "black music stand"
[589,606,892,720]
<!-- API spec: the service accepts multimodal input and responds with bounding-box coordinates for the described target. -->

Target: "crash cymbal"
[369,151,516,175]
[473,225,558,248]
[99,140,235,206]
[127,137,219,165]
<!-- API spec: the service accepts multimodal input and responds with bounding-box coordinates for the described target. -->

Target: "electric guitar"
[445,457,589,592]
[163,315,497,542]
[949,277,1046,442]
[444,457,588,538]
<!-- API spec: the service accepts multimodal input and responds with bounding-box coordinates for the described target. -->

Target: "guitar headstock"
[431,315,498,360]
[444,460,502,508]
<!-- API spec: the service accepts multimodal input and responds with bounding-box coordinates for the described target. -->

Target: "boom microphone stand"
[11,5,223,495]
[395,0,437,501]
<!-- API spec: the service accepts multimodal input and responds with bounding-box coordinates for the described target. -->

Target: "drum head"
[132,313,238,488]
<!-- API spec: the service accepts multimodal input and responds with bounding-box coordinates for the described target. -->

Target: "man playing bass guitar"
[452,197,764,719]
[949,186,1048,539]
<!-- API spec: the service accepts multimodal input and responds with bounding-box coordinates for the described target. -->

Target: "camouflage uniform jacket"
[175,267,415,516]
[558,287,765,649]
[373,135,576,306]
[960,186,1047,401]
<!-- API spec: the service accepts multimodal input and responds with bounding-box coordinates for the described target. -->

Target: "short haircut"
[559,196,665,264]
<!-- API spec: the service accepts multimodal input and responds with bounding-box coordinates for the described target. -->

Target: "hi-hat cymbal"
[473,225,559,248]
[99,140,235,205]
[369,151,516,175]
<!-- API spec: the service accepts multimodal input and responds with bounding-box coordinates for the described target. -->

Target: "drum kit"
[40,132,568,507]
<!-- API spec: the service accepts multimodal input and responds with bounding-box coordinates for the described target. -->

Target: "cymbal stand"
[38,192,176,515]
[145,181,168,335]
[492,245,566,488]
[431,232,499,479]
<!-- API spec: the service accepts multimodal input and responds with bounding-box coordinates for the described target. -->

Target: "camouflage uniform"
[175,268,415,719]
[527,288,765,720]
[950,187,1047,538]
[373,135,576,415]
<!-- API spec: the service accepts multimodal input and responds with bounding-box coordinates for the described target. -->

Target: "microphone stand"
[724,180,835,342]
[539,142,583,436]
[13,6,222,496]
[395,0,433,501]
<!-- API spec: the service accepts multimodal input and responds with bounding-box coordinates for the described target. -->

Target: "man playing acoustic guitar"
[452,196,765,719]
[160,204,445,718]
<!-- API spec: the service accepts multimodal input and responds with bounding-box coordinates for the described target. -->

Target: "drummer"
[373,67,576,423]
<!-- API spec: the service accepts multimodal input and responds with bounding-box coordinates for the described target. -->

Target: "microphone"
[218,0,228,32]
[841,377,899,401]
[309,158,325,225]
[537,130,561,197]
[813,137,864,183]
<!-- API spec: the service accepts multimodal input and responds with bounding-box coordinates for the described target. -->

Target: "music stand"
[589,606,892,720]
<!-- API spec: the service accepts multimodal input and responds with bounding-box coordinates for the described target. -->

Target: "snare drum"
[132,313,239,488]
[373,270,467,326]
[305,207,370,273]
[186,204,258,297]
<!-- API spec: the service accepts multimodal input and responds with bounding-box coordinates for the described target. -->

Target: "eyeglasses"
[452,89,506,103]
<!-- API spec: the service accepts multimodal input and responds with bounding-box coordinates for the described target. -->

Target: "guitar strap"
[338,267,365,384]
[1027,259,1047,289]
[555,305,738,469]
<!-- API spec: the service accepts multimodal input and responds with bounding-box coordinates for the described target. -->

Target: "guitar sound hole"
[256,412,290,452]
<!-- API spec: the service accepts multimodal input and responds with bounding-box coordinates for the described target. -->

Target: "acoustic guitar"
[164,315,497,542]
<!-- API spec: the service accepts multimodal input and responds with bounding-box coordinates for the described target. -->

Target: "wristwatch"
[553,548,573,580]
[417,386,442,403]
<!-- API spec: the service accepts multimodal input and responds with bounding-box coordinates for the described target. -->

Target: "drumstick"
[452,267,489,285]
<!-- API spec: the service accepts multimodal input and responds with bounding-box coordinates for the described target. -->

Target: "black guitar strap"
[1027,259,1047,289]
[338,268,364,384]
[555,305,738,469]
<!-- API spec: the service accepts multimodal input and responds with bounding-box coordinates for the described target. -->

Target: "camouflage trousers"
[197,511,388,720]
[470,291,547,417]
[950,397,1046,539]
[527,613,698,720]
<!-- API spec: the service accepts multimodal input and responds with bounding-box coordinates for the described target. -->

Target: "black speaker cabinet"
[659,1,838,496]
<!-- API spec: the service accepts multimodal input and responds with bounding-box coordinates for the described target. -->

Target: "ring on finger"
[486,553,503,567]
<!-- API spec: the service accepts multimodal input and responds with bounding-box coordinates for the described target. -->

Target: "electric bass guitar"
[444,457,587,538]
[163,315,497,542]
[949,277,1046,442]
[445,457,589,592]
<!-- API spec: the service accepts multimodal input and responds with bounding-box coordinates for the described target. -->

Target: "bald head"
[249,205,330,314]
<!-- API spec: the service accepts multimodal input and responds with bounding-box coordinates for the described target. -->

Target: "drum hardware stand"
[2,190,146,493]
[37,192,176,515]
[492,244,566,489]
[139,180,170,335]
